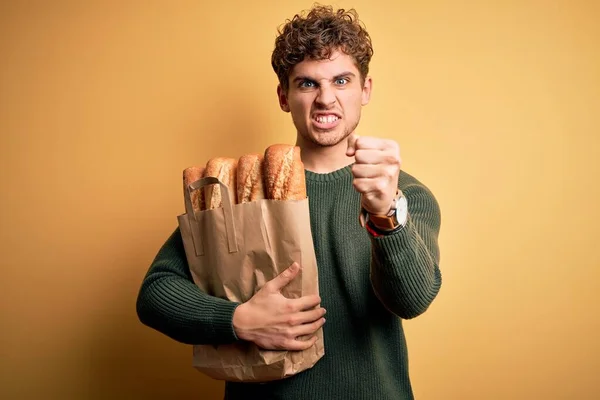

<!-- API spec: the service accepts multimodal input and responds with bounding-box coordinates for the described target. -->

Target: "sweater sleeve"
[368,179,442,319]
[135,227,241,345]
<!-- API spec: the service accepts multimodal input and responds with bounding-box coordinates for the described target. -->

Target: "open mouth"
[312,114,341,130]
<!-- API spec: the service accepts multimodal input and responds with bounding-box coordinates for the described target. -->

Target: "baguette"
[183,166,206,212]
[204,157,238,208]
[263,144,306,200]
[237,153,266,203]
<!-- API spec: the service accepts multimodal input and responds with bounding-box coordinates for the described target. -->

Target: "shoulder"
[398,170,434,195]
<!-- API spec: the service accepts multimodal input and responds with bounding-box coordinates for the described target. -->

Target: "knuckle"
[285,314,297,326]
[386,153,399,165]
[387,165,397,178]
[274,325,286,336]
[285,330,296,340]
[284,302,295,314]
[281,269,292,279]
[262,281,275,292]
[276,342,287,350]
[353,149,362,161]
[270,339,282,349]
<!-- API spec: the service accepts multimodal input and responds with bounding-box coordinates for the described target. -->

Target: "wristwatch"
[359,188,408,232]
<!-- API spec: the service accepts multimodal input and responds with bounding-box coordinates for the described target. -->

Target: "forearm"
[369,183,442,319]
[136,228,240,345]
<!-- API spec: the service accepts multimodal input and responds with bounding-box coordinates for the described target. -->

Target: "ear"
[277,84,290,112]
[361,76,372,106]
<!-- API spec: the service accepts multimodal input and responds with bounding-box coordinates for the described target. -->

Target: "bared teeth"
[315,115,339,123]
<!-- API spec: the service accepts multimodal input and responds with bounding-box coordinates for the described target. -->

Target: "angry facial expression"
[278,50,372,148]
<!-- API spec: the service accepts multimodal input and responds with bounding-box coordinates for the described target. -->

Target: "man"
[136,5,442,399]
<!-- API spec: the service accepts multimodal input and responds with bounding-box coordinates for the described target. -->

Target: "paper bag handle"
[184,176,238,254]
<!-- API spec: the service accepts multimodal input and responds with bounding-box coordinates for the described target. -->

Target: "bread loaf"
[237,154,266,203]
[204,157,238,208]
[183,166,206,212]
[263,144,306,200]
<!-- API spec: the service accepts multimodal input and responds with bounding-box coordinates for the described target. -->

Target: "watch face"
[395,197,408,225]
[398,197,407,212]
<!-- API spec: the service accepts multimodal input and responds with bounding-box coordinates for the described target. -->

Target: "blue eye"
[335,78,348,85]
[300,80,316,88]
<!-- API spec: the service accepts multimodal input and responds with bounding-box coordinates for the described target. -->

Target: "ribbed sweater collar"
[304,164,354,183]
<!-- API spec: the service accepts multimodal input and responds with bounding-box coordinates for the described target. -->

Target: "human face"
[277,50,372,148]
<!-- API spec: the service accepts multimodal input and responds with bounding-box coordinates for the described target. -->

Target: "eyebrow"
[292,71,357,83]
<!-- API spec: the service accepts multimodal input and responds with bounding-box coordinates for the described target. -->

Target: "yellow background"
[1,1,598,399]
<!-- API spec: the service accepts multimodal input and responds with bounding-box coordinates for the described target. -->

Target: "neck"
[296,135,355,173]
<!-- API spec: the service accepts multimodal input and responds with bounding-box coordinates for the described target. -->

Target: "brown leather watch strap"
[367,214,398,231]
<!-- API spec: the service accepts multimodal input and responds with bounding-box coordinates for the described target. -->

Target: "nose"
[315,85,336,108]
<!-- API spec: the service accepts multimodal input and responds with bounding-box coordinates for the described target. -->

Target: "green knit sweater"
[136,166,442,400]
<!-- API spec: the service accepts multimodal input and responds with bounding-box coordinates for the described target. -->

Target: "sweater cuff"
[369,222,409,259]
[211,299,242,342]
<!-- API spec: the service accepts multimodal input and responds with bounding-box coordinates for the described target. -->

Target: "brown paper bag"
[177,176,325,382]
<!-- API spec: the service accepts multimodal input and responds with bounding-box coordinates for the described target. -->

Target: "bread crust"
[263,144,306,200]
[237,154,265,203]
[183,166,206,212]
[204,157,238,208]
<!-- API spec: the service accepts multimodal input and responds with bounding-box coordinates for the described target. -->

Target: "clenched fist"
[346,133,401,215]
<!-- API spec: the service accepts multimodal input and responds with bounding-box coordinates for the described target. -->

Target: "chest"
[306,183,374,313]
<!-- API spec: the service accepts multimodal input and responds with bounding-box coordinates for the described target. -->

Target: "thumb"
[268,262,301,292]
[346,133,359,157]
